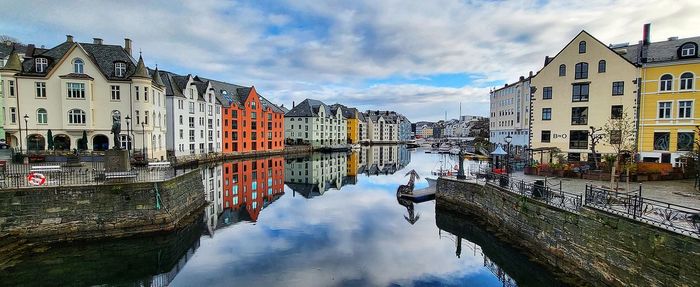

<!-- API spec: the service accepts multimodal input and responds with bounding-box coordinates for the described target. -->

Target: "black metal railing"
[584,185,700,238]
[480,169,583,212]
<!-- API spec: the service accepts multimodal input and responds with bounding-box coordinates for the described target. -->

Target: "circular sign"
[27,172,46,186]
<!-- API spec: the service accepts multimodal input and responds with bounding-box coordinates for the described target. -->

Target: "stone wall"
[436,177,700,287]
[0,169,205,243]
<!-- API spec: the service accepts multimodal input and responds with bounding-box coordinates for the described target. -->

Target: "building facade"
[284,99,347,148]
[637,36,700,166]
[221,156,285,221]
[490,75,531,151]
[284,152,347,198]
[530,31,638,162]
[0,36,168,160]
[330,104,363,144]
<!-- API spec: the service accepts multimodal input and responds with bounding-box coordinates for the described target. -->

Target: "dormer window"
[114,62,126,77]
[73,58,84,74]
[35,58,48,73]
[578,41,586,53]
[680,42,697,58]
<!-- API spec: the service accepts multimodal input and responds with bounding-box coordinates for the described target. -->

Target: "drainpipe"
[15,78,22,153]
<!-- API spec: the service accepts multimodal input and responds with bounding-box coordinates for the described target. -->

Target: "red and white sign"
[27,172,46,186]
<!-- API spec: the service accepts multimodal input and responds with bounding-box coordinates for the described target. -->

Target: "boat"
[449,147,461,155]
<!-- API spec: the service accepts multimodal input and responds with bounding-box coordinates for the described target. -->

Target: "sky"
[1,0,699,122]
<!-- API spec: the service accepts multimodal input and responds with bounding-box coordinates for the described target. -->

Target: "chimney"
[519,76,525,81]
[292,101,295,108]
[93,38,103,45]
[544,56,551,67]
[642,23,651,45]
[529,71,533,77]
[26,44,35,57]
[66,35,74,43]
[124,38,132,55]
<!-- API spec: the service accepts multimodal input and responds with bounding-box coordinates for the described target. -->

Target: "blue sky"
[1,0,699,121]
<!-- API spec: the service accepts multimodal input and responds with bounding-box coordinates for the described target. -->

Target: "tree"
[78,130,88,150]
[0,35,20,45]
[603,112,636,188]
[589,126,604,169]
[47,129,54,150]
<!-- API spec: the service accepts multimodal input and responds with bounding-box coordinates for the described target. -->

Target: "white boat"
[426,177,437,187]
[449,147,461,155]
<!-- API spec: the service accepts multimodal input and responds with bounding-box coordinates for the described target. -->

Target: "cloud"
[1,0,699,120]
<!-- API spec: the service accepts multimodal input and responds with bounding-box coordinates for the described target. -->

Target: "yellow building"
[331,104,362,144]
[530,31,638,162]
[638,38,699,166]
[347,150,358,177]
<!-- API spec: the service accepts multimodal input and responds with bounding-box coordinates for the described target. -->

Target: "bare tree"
[603,111,636,188]
[0,35,20,45]
[589,126,604,169]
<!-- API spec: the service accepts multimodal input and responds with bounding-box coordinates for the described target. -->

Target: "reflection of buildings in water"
[202,164,223,229]
[356,145,411,176]
[438,230,517,287]
[284,152,348,198]
[218,157,285,225]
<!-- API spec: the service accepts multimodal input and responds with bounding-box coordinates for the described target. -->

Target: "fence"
[480,170,583,212]
[0,162,197,189]
[584,185,700,238]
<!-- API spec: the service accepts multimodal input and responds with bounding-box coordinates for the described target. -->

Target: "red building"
[208,80,285,153]
[221,156,285,222]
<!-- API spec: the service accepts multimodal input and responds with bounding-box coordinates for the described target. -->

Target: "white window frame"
[37,108,48,124]
[66,82,85,99]
[678,100,693,119]
[657,101,673,119]
[679,72,694,91]
[681,44,696,57]
[35,58,47,73]
[111,85,120,100]
[68,109,86,124]
[73,58,84,74]
[115,62,126,77]
[659,74,673,92]
[35,82,46,98]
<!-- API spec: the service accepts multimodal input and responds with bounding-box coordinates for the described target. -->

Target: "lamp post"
[504,134,512,175]
[125,115,131,157]
[23,114,29,152]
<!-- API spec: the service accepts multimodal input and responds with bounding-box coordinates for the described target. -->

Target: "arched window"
[114,62,126,77]
[598,60,606,73]
[578,41,586,53]
[73,58,84,74]
[680,72,694,90]
[559,64,566,76]
[660,74,673,91]
[68,109,86,124]
[37,108,48,124]
[35,58,48,73]
[680,42,697,57]
[575,62,588,79]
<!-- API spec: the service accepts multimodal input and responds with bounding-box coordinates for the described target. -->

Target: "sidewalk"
[508,171,700,209]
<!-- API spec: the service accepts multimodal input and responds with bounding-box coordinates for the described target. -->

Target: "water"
[0,146,567,287]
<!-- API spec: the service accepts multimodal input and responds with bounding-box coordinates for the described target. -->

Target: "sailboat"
[425,154,456,187]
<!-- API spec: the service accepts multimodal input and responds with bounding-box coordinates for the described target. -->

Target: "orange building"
[221,156,285,222]
[208,80,285,153]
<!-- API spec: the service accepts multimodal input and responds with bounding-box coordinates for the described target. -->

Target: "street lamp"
[124,115,131,157]
[23,114,29,152]
[504,134,512,175]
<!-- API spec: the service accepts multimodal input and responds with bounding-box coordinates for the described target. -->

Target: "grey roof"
[203,78,285,113]
[158,70,186,98]
[284,182,322,199]
[615,36,700,64]
[330,104,360,119]
[0,42,27,59]
[285,99,338,118]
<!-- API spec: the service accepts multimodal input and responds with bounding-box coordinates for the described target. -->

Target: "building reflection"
[284,152,348,198]
[201,156,285,232]
[356,145,411,176]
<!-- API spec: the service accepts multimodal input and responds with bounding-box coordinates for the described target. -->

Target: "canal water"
[0,146,568,287]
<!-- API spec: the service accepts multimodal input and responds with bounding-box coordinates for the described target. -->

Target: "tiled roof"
[285,99,336,118]
[203,78,284,113]
[158,70,186,98]
[616,36,700,64]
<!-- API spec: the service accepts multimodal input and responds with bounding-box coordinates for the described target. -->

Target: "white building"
[161,72,222,159]
[284,152,348,198]
[284,99,347,148]
[364,111,399,143]
[0,36,168,160]
[489,74,532,152]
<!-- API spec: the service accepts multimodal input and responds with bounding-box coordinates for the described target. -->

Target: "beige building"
[530,31,638,162]
[0,35,168,160]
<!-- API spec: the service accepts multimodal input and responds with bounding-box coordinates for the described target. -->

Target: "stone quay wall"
[436,177,700,287]
[0,169,205,243]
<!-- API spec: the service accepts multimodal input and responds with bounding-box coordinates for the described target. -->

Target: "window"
[598,60,606,73]
[677,132,694,151]
[572,83,589,102]
[66,82,85,98]
[678,101,693,118]
[569,130,588,149]
[115,62,126,77]
[73,58,84,74]
[8,80,15,97]
[680,43,697,57]
[559,64,566,77]
[574,62,588,79]
[35,58,47,73]
[189,117,195,128]
[541,130,551,143]
[543,87,552,99]
[611,105,623,119]
[609,130,622,144]
[35,82,46,98]
[111,85,120,100]
[612,81,624,95]
[680,72,694,90]
[10,107,16,123]
[145,111,149,125]
[578,41,586,53]
[37,108,47,124]
[189,130,195,142]
[658,102,672,119]
[135,110,140,124]
[571,107,588,125]
[660,74,673,91]
[68,109,86,124]
[188,102,195,114]
[144,87,149,102]
[653,132,670,151]
[542,108,552,120]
